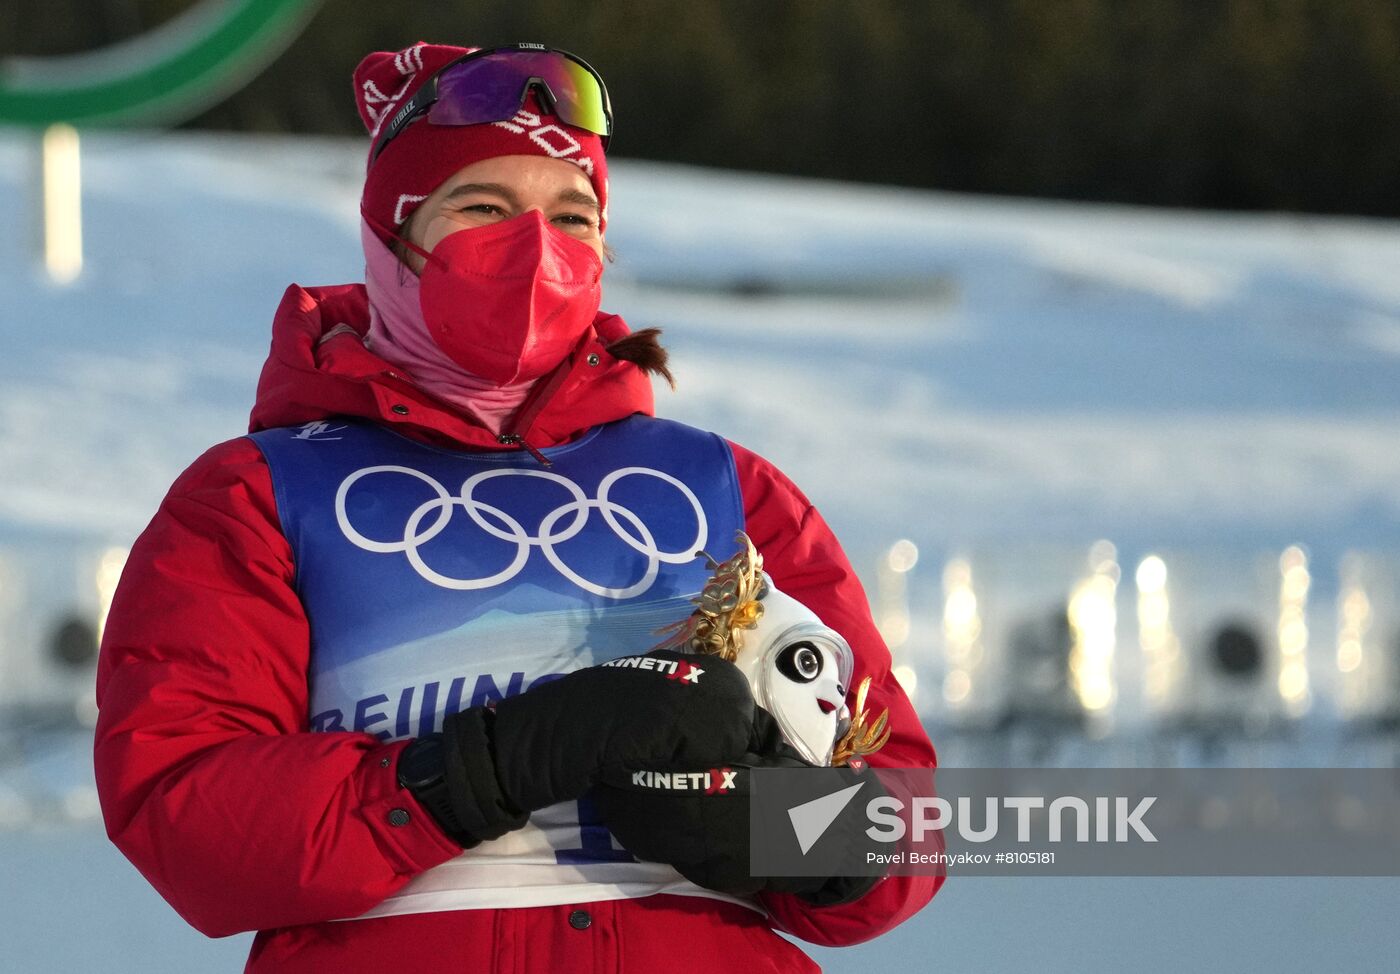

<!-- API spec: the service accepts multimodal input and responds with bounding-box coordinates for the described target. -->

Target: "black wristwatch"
[397,734,475,847]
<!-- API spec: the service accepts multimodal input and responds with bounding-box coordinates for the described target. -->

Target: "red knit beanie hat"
[354,42,609,241]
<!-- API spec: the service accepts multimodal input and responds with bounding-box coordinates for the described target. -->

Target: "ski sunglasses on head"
[371,44,613,163]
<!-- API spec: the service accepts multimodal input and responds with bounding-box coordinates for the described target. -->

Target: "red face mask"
[416,210,604,384]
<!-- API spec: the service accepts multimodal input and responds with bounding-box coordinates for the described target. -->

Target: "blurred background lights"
[1333,552,1393,724]
[942,667,972,706]
[941,557,982,711]
[886,539,919,574]
[1336,584,1369,676]
[1276,545,1311,717]
[876,540,921,698]
[1136,554,1181,709]
[1068,541,1119,718]
[1136,555,1168,594]
[892,665,918,697]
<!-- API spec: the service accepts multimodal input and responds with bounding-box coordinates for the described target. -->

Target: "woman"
[93,42,941,972]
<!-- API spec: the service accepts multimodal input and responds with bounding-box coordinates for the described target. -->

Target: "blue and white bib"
[249,415,752,919]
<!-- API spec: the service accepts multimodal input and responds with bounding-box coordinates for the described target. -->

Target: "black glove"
[419,650,758,847]
[591,707,886,905]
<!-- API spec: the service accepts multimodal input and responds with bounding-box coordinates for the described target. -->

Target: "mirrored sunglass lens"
[431,56,529,125]
[543,58,609,134]
[428,52,609,137]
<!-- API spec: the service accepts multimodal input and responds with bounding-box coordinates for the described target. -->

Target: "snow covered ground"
[3,130,1400,971]
[5,131,1400,560]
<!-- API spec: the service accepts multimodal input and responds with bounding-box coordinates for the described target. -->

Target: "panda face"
[763,634,850,765]
[720,577,856,766]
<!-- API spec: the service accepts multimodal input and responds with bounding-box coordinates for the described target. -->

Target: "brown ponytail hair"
[605,327,674,389]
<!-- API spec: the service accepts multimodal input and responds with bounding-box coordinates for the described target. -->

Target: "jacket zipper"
[495,432,552,467]
[495,337,599,468]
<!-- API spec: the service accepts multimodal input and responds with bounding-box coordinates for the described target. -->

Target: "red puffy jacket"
[93,283,942,973]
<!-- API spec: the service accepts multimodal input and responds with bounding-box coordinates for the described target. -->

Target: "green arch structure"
[0,0,324,128]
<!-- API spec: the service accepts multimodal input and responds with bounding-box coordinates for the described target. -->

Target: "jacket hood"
[249,283,655,452]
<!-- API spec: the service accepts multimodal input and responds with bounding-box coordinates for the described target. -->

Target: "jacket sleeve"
[92,437,462,938]
[728,439,944,947]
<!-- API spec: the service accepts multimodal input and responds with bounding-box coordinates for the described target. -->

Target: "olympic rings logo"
[334,465,709,599]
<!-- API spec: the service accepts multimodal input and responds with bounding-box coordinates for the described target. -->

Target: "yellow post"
[41,122,83,284]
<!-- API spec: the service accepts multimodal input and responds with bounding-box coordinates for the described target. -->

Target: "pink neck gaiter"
[360,219,533,434]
